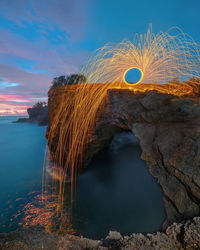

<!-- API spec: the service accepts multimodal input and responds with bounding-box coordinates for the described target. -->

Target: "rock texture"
[1,216,200,249]
[48,86,200,225]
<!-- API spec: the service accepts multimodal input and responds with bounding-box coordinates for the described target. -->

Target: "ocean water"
[0,116,47,233]
[0,116,166,238]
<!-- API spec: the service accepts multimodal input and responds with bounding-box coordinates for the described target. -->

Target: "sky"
[0,0,200,115]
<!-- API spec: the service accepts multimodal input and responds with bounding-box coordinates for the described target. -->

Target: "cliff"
[90,89,200,225]
[47,85,200,226]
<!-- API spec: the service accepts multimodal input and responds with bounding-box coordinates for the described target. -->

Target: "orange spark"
[45,27,200,210]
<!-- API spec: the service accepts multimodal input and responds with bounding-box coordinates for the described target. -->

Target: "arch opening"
[69,131,166,239]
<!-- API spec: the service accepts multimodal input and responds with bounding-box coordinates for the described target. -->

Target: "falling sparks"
[46,27,200,209]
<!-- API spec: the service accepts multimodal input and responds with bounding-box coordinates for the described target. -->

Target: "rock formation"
[48,86,200,225]
[1,85,200,249]
[15,103,48,126]
[1,216,200,249]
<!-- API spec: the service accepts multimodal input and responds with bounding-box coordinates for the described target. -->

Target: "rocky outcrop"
[90,89,200,225]
[15,104,48,126]
[48,86,200,226]
[1,216,200,249]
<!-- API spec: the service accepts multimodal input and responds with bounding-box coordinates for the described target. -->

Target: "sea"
[0,116,166,239]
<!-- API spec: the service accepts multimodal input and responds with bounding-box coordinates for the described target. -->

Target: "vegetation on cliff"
[50,74,87,89]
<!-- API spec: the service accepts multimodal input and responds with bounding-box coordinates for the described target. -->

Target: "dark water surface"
[73,132,166,239]
[0,117,166,238]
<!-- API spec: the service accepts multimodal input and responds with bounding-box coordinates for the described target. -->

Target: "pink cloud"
[0,93,33,116]
[0,0,92,115]
[0,94,31,103]
[0,102,31,116]
[0,64,51,94]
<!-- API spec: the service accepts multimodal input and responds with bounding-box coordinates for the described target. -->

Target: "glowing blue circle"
[124,67,143,84]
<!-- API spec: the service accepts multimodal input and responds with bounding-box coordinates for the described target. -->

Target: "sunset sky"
[0,0,200,115]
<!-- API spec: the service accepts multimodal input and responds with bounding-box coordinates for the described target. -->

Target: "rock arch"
[48,86,200,225]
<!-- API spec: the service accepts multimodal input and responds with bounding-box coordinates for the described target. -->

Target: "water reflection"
[1,124,166,239]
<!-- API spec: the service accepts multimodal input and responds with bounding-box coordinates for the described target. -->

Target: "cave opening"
[70,131,166,239]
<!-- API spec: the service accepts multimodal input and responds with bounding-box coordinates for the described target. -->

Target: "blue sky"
[0,0,200,115]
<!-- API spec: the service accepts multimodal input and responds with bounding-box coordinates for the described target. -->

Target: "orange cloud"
[0,103,31,116]
[0,94,32,116]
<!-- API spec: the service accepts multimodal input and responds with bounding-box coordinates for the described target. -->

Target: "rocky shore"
[3,84,199,249]
[0,216,200,249]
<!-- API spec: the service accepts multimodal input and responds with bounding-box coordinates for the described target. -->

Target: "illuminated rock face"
[48,86,200,225]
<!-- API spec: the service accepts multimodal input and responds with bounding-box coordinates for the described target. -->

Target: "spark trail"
[45,27,200,207]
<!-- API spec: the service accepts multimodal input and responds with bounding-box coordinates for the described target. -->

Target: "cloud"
[0,94,31,103]
[0,24,88,74]
[0,0,93,115]
[0,93,32,115]
[0,64,50,94]
[0,0,92,41]
[0,0,93,80]
[0,102,31,116]
[0,64,49,115]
